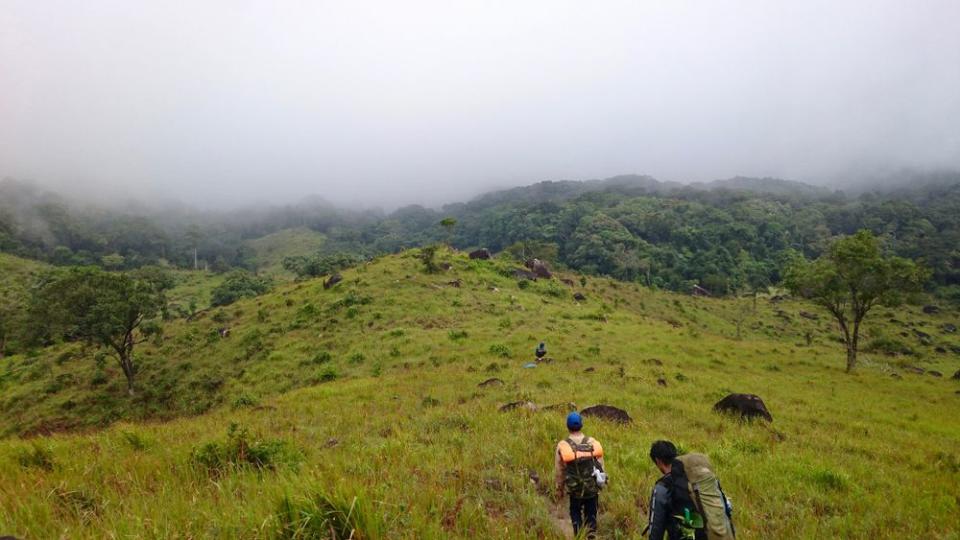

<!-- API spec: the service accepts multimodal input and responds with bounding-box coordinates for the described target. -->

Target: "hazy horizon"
[3,1,959,208]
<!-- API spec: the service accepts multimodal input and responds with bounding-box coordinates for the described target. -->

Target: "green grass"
[0,247,958,538]
[243,227,327,278]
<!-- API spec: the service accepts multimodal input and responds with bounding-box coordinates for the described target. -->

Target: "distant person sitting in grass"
[535,342,547,360]
[645,440,735,540]
[555,412,606,539]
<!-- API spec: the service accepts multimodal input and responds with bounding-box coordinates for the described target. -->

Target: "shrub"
[447,330,469,341]
[864,337,914,356]
[210,271,272,307]
[418,245,441,274]
[329,292,372,312]
[348,353,365,365]
[275,491,384,540]
[16,444,55,471]
[121,431,149,451]
[539,281,568,298]
[282,253,360,279]
[317,366,338,383]
[489,344,512,358]
[808,467,849,491]
[303,351,332,366]
[232,394,259,409]
[191,423,297,474]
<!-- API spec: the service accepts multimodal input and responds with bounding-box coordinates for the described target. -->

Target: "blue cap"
[566,411,583,431]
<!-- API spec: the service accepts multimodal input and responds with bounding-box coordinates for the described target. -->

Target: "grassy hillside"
[244,227,327,277]
[0,252,47,296]
[0,248,958,538]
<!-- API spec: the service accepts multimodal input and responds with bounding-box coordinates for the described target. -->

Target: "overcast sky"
[2,1,959,208]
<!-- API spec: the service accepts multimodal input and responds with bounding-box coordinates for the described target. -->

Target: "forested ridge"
[2,172,959,297]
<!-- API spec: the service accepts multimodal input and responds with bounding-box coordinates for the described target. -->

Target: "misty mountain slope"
[4,172,960,298]
[1,248,958,538]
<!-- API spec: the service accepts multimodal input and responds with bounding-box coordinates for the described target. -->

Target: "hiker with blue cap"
[554,411,606,538]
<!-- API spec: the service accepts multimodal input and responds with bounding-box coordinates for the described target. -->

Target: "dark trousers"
[569,495,598,537]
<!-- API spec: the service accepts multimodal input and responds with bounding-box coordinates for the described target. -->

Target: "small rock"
[952,370,960,380]
[890,373,902,380]
[573,292,587,301]
[323,437,339,448]
[935,346,947,354]
[713,393,773,422]
[528,469,540,488]
[513,269,538,281]
[929,371,943,378]
[941,323,957,334]
[922,305,940,314]
[799,311,819,321]
[905,366,926,375]
[657,378,668,387]
[469,248,492,260]
[541,402,577,412]
[478,378,504,387]
[584,367,595,373]
[580,404,633,424]
[484,478,504,491]
[448,279,463,288]
[499,401,538,413]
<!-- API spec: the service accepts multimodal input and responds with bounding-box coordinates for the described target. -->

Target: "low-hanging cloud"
[1,0,959,208]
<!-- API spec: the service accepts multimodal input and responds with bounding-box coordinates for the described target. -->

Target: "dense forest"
[2,172,959,299]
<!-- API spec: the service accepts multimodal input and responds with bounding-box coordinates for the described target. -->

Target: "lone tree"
[785,230,927,372]
[33,267,166,395]
[439,217,457,245]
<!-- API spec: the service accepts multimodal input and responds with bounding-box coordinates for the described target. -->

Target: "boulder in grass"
[713,393,773,422]
[524,258,553,279]
[941,323,957,334]
[580,404,632,424]
[953,370,960,380]
[323,273,342,289]
[573,292,587,301]
[929,371,943,378]
[922,305,940,314]
[469,248,492,260]
[499,401,537,413]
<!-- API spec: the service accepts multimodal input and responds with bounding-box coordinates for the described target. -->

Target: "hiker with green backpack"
[554,412,606,538]
[645,440,735,540]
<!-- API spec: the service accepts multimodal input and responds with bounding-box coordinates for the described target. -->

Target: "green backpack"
[563,437,601,498]
[674,454,735,540]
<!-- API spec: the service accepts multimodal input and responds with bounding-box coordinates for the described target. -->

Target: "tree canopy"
[785,230,928,372]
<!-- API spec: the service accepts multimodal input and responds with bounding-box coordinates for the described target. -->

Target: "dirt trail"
[549,499,574,539]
